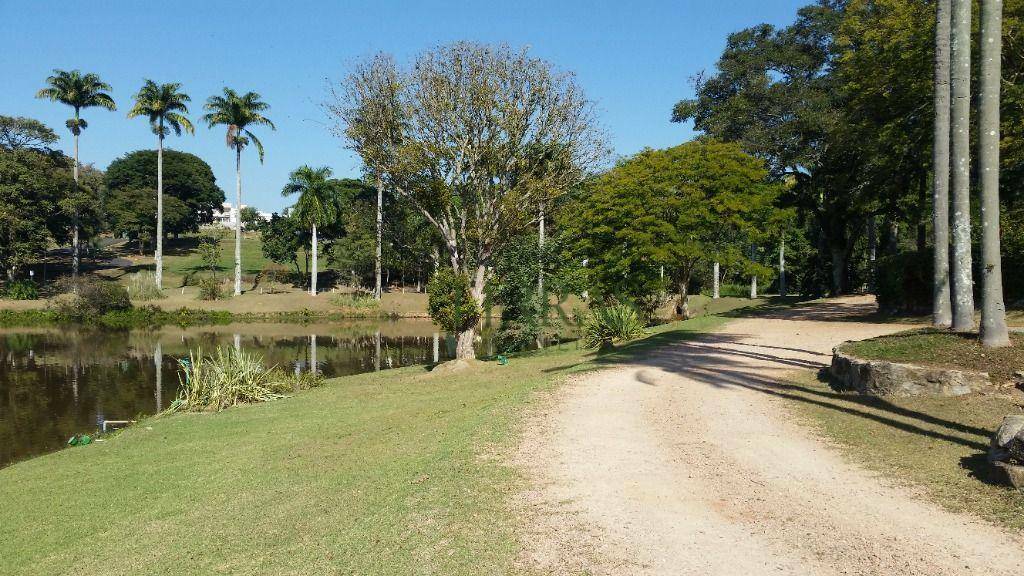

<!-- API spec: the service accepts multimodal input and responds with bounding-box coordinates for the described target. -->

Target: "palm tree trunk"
[72,121,80,283]
[950,0,976,330]
[712,261,720,299]
[155,133,164,291]
[979,0,1010,347]
[374,176,383,300]
[234,146,242,296]
[779,236,787,297]
[750,275,758,299]
[310,224,318,296]
[538,200,545,297]
[933,0,954,328]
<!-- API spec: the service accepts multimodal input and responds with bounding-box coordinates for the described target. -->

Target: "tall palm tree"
[282,166,338,296]
[978,0,1010,347]
[932,0,953,328]
[36,69,116,281]
[949,0,975,331]
[202,88,274,296]
[128,80,194,291]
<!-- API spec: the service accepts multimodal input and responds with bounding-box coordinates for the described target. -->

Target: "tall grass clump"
[582,304,646,349]
[127,271,164,300]
[169,347,320,412]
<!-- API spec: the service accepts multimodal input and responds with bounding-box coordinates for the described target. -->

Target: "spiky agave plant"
[582,304,646,349]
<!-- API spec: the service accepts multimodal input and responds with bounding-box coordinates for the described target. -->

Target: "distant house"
[210,202,271,229]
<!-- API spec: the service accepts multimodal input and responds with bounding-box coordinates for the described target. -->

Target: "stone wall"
[830,348,990,397]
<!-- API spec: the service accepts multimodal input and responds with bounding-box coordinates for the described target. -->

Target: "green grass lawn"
[0,315,727,575]
[783,370,1024,531]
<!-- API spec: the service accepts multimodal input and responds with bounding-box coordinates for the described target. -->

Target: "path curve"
[517,296,1024,575]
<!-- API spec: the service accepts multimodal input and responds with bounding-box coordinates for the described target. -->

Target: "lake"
[0,319,555,468]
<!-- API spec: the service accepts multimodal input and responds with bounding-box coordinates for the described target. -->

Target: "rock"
[830,348,990,397]
[993,461,1024,491]
[992,415,1024,449]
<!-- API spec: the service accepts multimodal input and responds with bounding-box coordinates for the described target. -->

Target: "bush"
[4,279,39,300]
[198,276,225,301]
[427,269,480,332]
[126,271,164,301]
[876,251,932,314]
[49,278,132,319]
[582,304,646,349]
[331,292,381,311]
[169,347,321,412]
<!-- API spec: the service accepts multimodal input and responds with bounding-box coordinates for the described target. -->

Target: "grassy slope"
[843,329,1024,384]
[781,371,1024,532]
[0,315,727,575]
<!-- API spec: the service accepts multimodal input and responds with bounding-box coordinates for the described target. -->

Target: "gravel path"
[517,296,1024,575]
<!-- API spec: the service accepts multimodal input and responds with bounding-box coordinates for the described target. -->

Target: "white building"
[211,202,271,229]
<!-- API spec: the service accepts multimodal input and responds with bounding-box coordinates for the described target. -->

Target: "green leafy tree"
[105,188,190,254]
[427,269,481,359]
[203,88,275,296]
[567,140,777,318]
[282,166,340,296]
[0,115,58,150]
[239,206,263,230]
[105,150,225,237]
[0,147,72,281]
[260,212,307,279]
[36,69,116,280]
[127,80,194,290]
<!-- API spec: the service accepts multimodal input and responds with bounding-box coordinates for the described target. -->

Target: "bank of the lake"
[0,315,728,575]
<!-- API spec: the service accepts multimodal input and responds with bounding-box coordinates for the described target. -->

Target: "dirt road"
[518,296,1024,575]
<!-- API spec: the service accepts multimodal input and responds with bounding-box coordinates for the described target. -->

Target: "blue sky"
[0,0,806,213]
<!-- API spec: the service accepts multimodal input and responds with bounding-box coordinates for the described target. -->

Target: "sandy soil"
[517,296,1024,575]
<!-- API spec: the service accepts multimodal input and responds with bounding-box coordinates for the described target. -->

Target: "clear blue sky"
[0,0,806,213]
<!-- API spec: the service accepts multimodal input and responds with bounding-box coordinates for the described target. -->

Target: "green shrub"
[582,304,646,349]
[169,347,321,413]
[49,278,132,320]
[4,279,39,300]
[126,271,164,301]
[876,251,932,313]
[427,269,480,332]
[198,276,225,301]
[331,292,381,311]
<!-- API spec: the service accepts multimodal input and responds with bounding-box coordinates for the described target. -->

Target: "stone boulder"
[830,348,990,397]
[989,415,1024,490]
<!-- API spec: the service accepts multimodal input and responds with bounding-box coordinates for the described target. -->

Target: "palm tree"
[978,0,1010,347]
[128,80,194,291]
[36,69,116,281]
[949,0,975,331]
[282,166,338,296]
[202,88,275,296]
[932,0,953,328]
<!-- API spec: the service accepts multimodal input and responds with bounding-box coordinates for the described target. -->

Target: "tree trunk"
[979,0,1010,347]
[234,146,243,296]
[779,237,787,297]
[750,275,758,299]
[933,0,954,328]
[72,124,80,283]
[374,176,383,300]
[155,133,164,290]
[712,261,720,299]
[538,200,545,298]
[310,224,318,296]
[676,277,690,319]
[917,171,928,253]
[831,248,846,295]
[950,0,976,330]
[868,216,878,291]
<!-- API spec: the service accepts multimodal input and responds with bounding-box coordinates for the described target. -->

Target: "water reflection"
[0,320,474,468]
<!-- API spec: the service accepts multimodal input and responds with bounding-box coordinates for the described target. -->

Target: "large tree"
[127,80,194,290]
[0,115,58,151]
[567,140,777,318]
[932,0,954,327]
[333,42,605,359]
[105,150,225,237]
[949,0,976,330]
[203,88,274,296]
[282,165,339,296]
[36,69,116,281]
[0,147,72,281]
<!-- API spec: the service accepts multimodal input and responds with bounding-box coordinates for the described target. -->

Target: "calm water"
[0,320,512,468]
